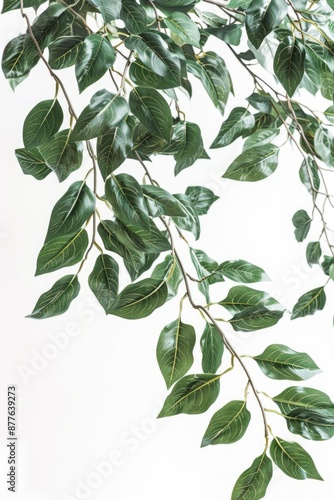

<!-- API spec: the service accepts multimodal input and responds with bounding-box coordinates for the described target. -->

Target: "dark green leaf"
[105,173,150,232]
[125,31,182,88]
[219,285,284,314]
[172,193,201,239]
[15,148,51,180]
[2,34,39,80]
[218,260,269,283]
[35,229,89,276]
[201,400,251,446]
[246,0,288,49]
[306,242,322,266]
[143,185,187,217]
[314,127,334,168]
[291,287,326,320]
[274,36,305,97]
[246,93,272,114]
[173,122,205,175]
[129,59,175,89]
[229,306,284,332]
[121,0,148,34]
[28,275,80,319]
[232,452,273,500]
[86,0,121,23]
[185,186,218,215]
[158,373,221,417]
[88,254,119,312]
[270,437,323,480]
[97,121,133,179]
[223,144,279,182]
[151,255,183,299]
[211,108,255,149]
[299,158,320,195]
[292,209,312,242]
[165,12,201,48]
[243,129,280,151]
[23,99,63,149]
[71,89,128,141]
[200,323,224,374]
[157,318,196,389]
[45,181,95,242]
[253,344,321,381]
[129,87,172,142]
[190,248,223,301]
[2,0,46,13]
[39,129,83,182]
[49,36,83,70]
[75,35,116,93]
[206,24,242,46]
[108,277,168,319]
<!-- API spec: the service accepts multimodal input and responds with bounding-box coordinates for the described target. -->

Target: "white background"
[1,4,334,500]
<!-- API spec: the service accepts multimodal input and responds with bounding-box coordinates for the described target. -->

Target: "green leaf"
[243,128,280,151]
[86,0,121,23]
[108,277,168,319]
[75,35,116,93]
[45,181,96,242]
[157,318,196,389]
[142,185,187,217]
[71,89,128,141]
[200,323,224,374]
[105,173,150,233]
[253,344,321,381]
[15,148,51,180]
[205,25,242,46]
[274,36,305,97]
[39,129,83,182]
[270,437,323,480]
[129,59,175,89]
[211,108,255,149]
[48,36,83,70]
[218,260,269,283]
[299,158,320,195]
[246,93,272,113]
[273,386,334,440]
[35,229,89,276]
[151,255,183,299]
[158,373,221,417]
[232,452,273,500]
[246,0,288,49]
[190,248,223,301]
[223,144,279,182]
[185,186,218,215]
[291,287,326,320]
[219,285,284,315]
[314,127,334,168]
[88,254,119,313]
[129,87,172,142]
[201,400,251,446]
[228,0,252,7]
[125,31,181,88]
[187,52,232,114]
[292,209,312,242]
[173,122,205,174]
[97,121,133,179]
[2,0,47,13]
[2,34,39,80]
[165,12,201,48]
[121,0,148,34]
[172,193,201,240]
[229,306,284,332]
[306,242,322,266]
[28,275,80,319]
[23,99,63,149]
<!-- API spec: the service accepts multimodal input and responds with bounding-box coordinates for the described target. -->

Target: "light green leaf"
[253,344,321,381]
[28,275,80,319]
[232,452,273,500]
[200,323,224,373]
[243,128,280,151]
[165,12,201,48]
[270,437,323,480]
[15,147,51,180]
[246,0,288,49]
[218,260,269,283]
[39,129,83,182]
[314,127,334,168]
[306,241,322,266]
[299,158,320,195]
[44,181,96,242]
[88,254,119,313]
[23,99,63,149]
[121,0,148,34]
[129,87,172,142]
[108,277,168,319]
[75,35,116,93]
[143,185,187,217]
[158,373,221,417]
[291,287,326,320]
[185,186,219,215]
[105,173,150,233]
[211,108,255,149]
[223,144,279,182]
[97,121,133,179]
[71,89,128,141]
[201,400,251,446]
[157,318,196,389]
[35,229,89,276]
